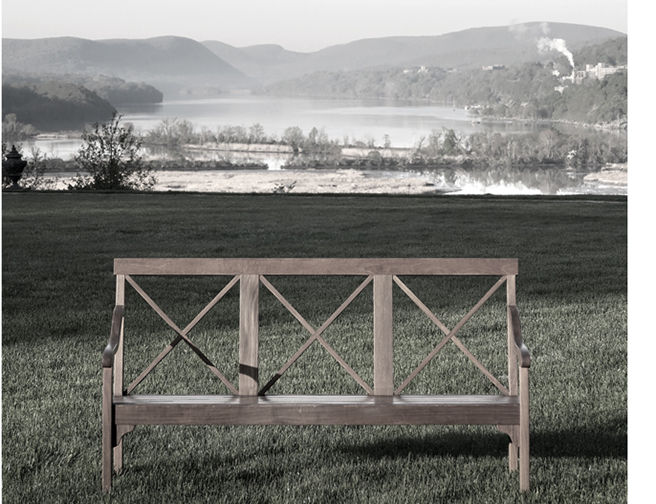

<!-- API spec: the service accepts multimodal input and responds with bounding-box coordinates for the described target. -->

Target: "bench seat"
[114,394,519,426]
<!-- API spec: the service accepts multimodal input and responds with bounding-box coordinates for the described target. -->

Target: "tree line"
[142,118,342,154]
[140,117,626,168]
[411,128,626,168]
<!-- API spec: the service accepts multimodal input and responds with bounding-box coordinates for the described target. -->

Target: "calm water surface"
[28,95,562,159]
[118,95,541,145]
[25,95,626,195]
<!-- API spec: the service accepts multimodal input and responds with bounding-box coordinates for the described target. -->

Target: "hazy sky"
[2,0,627,52]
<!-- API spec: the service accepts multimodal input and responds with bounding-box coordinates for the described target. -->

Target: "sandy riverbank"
[48,164,627,195]
[582,163,628,186]
[152,169,437,194]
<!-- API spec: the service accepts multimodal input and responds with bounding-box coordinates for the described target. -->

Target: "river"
[23,95,627,195]
[116,95,555,145]
[26,94,584,158]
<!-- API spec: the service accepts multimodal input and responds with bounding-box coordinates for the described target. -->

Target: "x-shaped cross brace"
[125,274,240,395]
[393,275,510,395]
[258,275,374,395]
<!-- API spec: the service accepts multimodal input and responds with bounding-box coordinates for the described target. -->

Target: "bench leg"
[496,425,518,472]
[102,367,113,493]
[509,436,519,472]
[114,425,136,475]
[114,442,123,475]
[519,367,530,492]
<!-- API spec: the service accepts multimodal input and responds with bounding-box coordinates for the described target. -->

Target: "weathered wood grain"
[102,367,113,493]
[509,305,531,368]
[113,275,126,473]
[115,258,518,276]
[506,275,519,472]
[374,275,394,395]
[102,305,124,368]
[114,394,520,426]
[520,367,530,491]
[239,275,259,395]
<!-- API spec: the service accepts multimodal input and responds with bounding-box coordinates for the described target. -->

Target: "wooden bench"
[102,258,530,492]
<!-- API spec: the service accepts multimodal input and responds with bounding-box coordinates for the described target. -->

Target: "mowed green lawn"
[2,192,627,503]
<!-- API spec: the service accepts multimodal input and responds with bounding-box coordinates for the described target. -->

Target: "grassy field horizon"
[2,191,627,503]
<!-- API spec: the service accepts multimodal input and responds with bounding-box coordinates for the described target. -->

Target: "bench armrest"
[103,305,125,368]
[508,305,530,368]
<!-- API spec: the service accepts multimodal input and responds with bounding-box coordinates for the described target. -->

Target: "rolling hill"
[2,36,253,97]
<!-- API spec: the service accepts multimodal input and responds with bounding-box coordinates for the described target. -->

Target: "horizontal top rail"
[114,258,518,276]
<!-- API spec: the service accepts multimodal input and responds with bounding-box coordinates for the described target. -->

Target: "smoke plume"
[538,37,575,68]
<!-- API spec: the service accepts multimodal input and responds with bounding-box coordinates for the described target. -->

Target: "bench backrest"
[112,258,519,397]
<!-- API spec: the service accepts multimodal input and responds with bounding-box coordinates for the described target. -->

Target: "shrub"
[68,112,156,190]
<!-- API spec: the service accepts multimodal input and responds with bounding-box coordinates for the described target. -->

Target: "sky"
[2,0,628,52]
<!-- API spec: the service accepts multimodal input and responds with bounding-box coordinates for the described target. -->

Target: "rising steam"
[537,37,575,68]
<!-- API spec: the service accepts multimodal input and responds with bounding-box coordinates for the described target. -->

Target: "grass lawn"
[2,192,627,503]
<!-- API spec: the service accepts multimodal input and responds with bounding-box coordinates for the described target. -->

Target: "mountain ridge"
[202,22,624,84]
[3,23,625,95]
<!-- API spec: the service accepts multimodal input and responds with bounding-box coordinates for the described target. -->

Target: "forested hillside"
[573,37,627,67]
[2,81,115,131]
[83,78,163,105]
[3,72,163,105]
[261,37,627,127]
[2,72,165,133]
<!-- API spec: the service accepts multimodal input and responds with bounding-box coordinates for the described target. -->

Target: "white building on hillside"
[585,63,627,79]
[562,63,627,84]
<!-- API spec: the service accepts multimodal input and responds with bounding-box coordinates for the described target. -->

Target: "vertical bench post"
[113,275,125,473]
[102,274,125,492]
[506,274,519,471]
[520,366,530,492]
[239,275,259,395]
[102,366,113,492]
[374,275,393,395]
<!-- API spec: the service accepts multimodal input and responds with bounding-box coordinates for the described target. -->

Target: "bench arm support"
[103,305,125,368]
[508,305,530,368]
